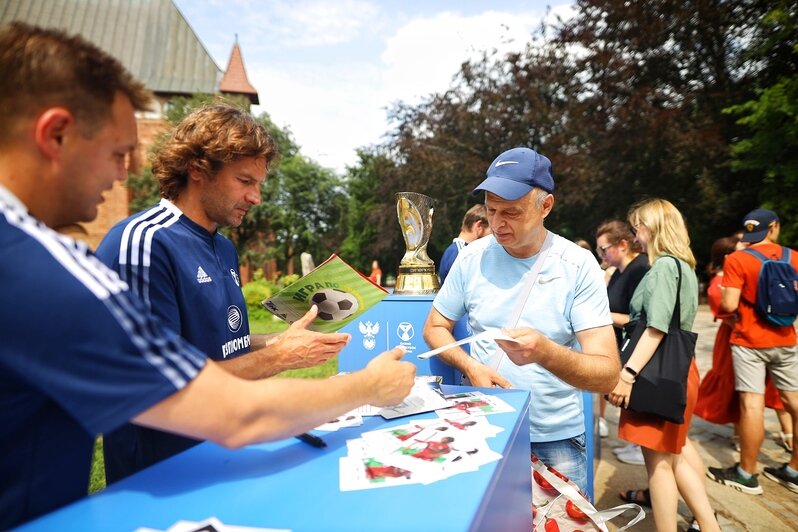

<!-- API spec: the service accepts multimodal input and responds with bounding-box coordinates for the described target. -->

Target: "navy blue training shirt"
[96,199,251,482]
[0,186,207,529]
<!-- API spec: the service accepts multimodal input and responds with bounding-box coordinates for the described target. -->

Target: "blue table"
[18,386,532,532]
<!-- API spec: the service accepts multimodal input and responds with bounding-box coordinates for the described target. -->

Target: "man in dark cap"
[423,146,619,492]
[708,208,798,496]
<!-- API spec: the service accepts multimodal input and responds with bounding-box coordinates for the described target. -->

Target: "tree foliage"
[724,2,798,245]
[340,0,797,277]
[125,2,798,276]
[339,147,398,272]
[254,153,347,272]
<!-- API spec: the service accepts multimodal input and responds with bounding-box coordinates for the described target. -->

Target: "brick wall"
[74,117,167,250]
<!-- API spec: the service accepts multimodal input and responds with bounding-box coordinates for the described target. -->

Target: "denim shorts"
[531,433,588,494]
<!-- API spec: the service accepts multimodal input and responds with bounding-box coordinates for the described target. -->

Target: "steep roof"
[219,40,260,105]
[0,0,221,95]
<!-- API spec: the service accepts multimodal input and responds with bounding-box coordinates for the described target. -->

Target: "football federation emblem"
[311,288,359,321]
[397,322,414,342]
[227,305,242,332]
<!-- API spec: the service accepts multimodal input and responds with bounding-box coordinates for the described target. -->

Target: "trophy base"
[393,265,441,295]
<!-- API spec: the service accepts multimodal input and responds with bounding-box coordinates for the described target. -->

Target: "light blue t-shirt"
[433,232,612,441]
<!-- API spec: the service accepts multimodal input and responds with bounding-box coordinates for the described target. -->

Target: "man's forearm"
[217,346,286,380]
[423,326,474,374]
[135,363,374,448]
[219,331,344,380]
[135,350,414,449]
[530,331,620,393]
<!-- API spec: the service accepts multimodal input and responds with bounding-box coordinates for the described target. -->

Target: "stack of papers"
[338,391,514,491]
[313,376,447,431]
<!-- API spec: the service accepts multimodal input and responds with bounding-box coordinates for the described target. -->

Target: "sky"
[173,0,574,173]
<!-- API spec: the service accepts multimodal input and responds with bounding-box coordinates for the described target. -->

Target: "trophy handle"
[397,197,424,251]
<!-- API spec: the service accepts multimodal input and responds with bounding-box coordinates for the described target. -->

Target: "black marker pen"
[295,432,327,448]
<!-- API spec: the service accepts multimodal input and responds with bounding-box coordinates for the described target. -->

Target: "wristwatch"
[623,366,638,377]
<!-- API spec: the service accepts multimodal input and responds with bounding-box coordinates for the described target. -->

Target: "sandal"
[780,432,793,452]
[619,488,651,507]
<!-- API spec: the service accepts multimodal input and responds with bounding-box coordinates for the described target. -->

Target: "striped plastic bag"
[532,454,645,531]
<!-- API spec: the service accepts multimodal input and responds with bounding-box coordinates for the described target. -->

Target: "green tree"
[547,0,768,263]
[339,147,397,273]
[724,3,798,246]
[257,154,347,274]
[338,0,797,274]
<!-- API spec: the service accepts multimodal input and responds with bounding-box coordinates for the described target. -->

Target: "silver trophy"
[393,192,440,294]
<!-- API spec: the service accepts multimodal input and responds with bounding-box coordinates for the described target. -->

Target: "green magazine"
[262,254,389,333]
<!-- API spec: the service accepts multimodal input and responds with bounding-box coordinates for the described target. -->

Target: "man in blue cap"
[423,147,619,492]
[708,208,798,496]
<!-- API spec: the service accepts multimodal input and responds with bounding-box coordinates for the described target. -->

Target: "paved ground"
[593,305,798,531]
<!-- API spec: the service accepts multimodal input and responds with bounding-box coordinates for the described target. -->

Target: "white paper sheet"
[416,329,518,360]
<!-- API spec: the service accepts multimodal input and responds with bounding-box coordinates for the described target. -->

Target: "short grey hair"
[533,187,550,208]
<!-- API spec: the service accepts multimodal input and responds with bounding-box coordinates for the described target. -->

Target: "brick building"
[1,0,259,249]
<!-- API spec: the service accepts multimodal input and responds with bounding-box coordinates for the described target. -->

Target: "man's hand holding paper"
[495,327,551,366]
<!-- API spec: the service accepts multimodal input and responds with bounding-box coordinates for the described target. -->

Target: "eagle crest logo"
[358,321,380,351]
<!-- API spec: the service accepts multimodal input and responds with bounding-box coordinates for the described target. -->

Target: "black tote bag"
[619,256,697,424]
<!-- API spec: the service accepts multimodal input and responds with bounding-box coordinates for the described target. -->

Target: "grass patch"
[248,315,291,335]
[90,315,338,494]
[89,436,105,494]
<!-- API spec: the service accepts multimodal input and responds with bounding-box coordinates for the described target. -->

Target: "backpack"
[742,246,798,326]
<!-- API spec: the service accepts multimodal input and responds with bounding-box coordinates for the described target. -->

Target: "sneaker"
[763,463,798,494]
[599,417,609,438]
[706,464,763,495]
[686,511,718,532]
[612,443,638,456]
[617,445,645,466]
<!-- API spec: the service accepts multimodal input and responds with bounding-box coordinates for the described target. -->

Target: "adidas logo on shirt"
[196,266,212,284]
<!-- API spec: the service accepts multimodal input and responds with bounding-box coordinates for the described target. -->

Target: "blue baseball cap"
[472,147,555,200]
[741,208,779,243]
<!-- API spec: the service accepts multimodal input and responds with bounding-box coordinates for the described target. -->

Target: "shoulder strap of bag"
[487,231,553,370]
[507,230,554,328]
[666,255,683,330]
[742,246,768,262]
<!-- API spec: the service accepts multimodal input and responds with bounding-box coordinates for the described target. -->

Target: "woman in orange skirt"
[695,236,741,426]
[608,199,719,532]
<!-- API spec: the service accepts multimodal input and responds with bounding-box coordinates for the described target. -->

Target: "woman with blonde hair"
[608,199,719,531]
